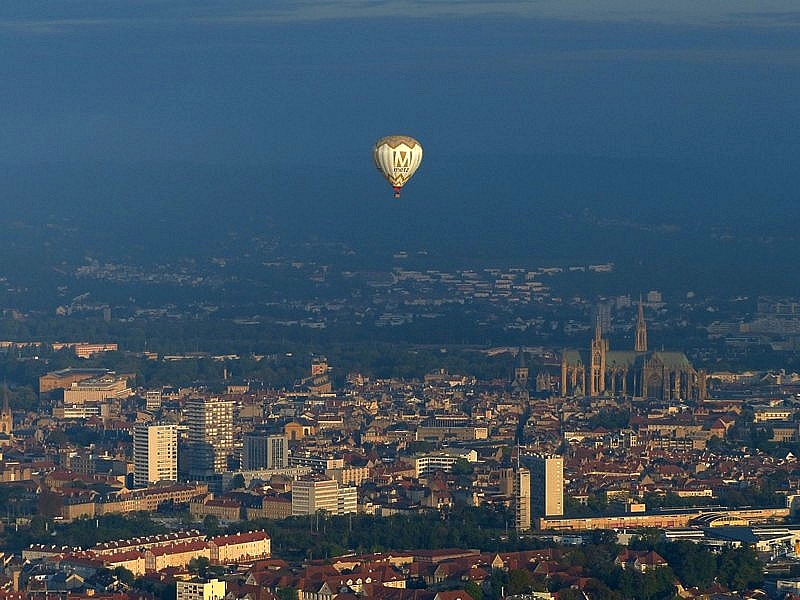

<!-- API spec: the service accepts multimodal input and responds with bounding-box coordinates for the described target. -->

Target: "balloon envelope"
[373,135,423,198]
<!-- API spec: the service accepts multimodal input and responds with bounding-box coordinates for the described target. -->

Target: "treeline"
[0,340,519,398]
[230,507,522,561]
[632,535,764,592]
[0,512,169,554]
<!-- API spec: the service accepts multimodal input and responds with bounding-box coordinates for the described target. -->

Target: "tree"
[590,529,618,546]
[464,582,483,600]
[202,514,221,535]
[452,458,473,476]
[637,568,676,600]
[507,569,533,595]
[113,566,135,587]
[37,487,63,518]
[717,546,763,591]
[558,589,585,600]
[657,541,716,589]
[487,569,505,600]
[582,578,620,600]
[276,588,298,600]
[188,556,211,577]
[29,515,49,537]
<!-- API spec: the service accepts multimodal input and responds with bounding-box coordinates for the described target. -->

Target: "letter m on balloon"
[393,150,412,172]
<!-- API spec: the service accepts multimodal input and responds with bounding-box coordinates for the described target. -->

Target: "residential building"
[515,466,531,531]
[414,449,478,478]
[524,454,564,518]
[176,579,225,600]
[185,396,234,476]
[133,423,178,487]
[145,389,163,410]
[338,485,358,515]
[208,530,271,564]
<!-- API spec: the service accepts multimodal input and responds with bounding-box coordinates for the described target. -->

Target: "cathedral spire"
[0,383,11,436]
[635,295,648,352]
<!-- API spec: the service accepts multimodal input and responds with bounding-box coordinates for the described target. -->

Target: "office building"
[291,474,356,515]
[292,475,339,515]
[338,485,358,515]
[242,434,288,470]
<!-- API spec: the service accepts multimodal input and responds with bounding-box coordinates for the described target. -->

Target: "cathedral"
[560,301,707,401]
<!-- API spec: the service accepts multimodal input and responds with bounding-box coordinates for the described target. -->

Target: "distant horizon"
[3,1,800,28]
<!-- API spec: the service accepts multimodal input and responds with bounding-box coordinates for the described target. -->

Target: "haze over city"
[1,0,799,299]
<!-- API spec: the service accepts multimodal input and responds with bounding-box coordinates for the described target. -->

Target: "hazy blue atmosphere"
[1,1,799,295]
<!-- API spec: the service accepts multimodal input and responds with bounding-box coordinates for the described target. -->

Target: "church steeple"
[0,384,11,436]
[514,347,529,387]
[635,296,648,353]
[590,313,608,396]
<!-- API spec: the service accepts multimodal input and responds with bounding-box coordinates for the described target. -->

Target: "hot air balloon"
[373,135,423,198]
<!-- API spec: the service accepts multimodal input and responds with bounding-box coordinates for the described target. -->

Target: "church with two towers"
[560,301,707,401]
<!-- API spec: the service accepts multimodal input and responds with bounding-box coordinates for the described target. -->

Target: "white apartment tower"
[133,423,178,487]
[525,454,564,518]
[185,396,234,475]
[515,466,531,531]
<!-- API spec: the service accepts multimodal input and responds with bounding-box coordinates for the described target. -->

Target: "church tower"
[513,348,529,388]
[589,316,608,396]
[635,296,648,353]
[512,348,530,403]
[0,386,12,435]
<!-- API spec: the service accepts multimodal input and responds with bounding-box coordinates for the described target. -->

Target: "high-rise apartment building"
[500,465,531,531]
[242,434,288,470]
[515,466,531,531]
[185,396,234,476]
[524,454,564,518]
[133,423,178,487]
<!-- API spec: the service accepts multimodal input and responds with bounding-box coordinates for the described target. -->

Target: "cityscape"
[1,287,800,600]
[3,2,800,600]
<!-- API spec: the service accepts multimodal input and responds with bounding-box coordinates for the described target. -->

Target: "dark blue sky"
[1,1,800,294]
[2,1,799,167]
